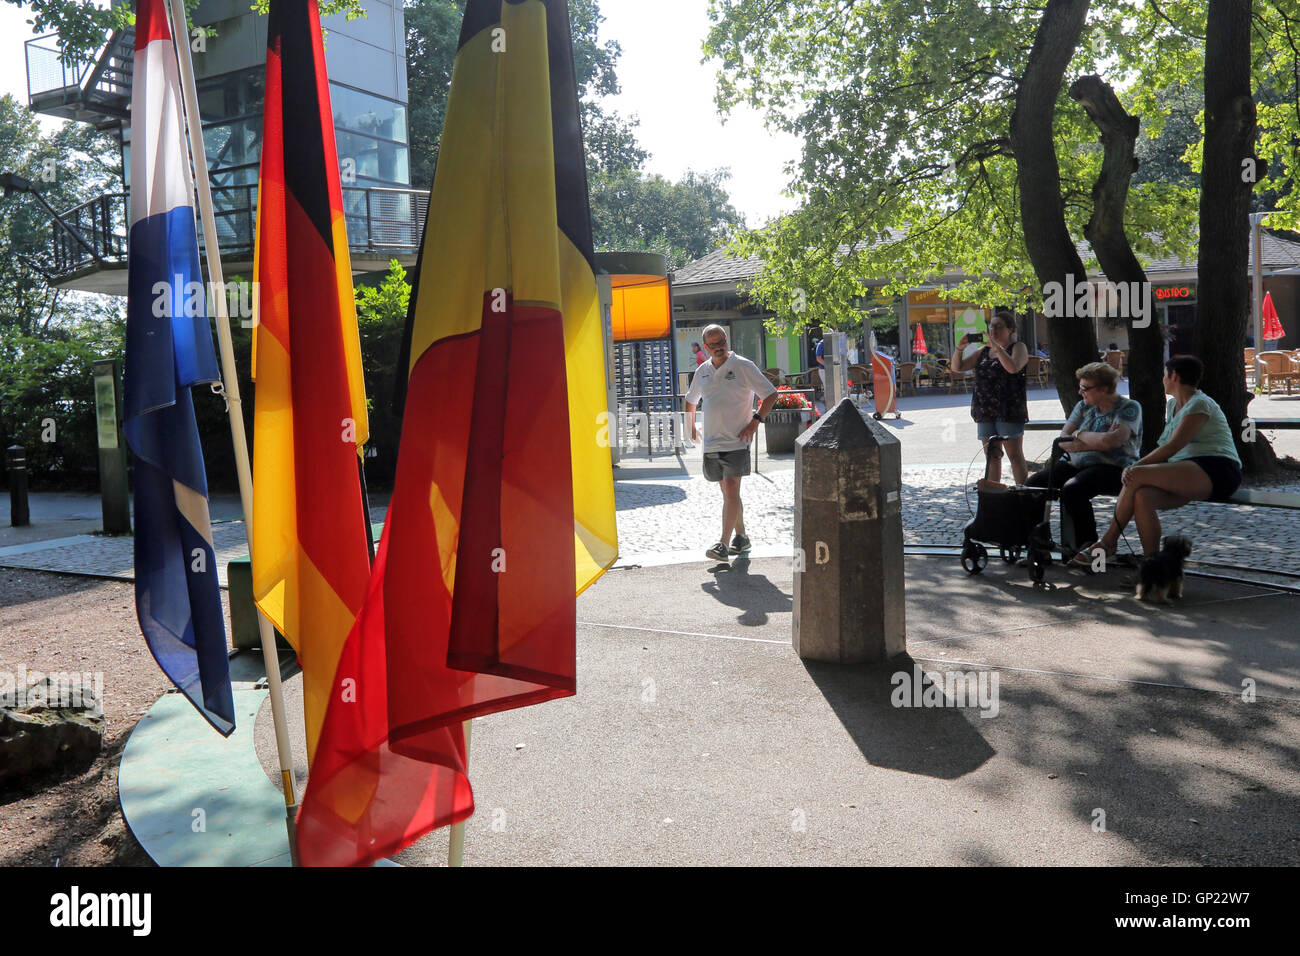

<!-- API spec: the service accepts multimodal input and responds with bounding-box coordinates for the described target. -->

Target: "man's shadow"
[701,557,793,626]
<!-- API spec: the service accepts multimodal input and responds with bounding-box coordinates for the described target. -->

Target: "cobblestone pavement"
[0,521,253,586]
[5,468,1294,581]
[617,467,1300,577]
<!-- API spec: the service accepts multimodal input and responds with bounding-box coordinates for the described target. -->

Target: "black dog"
[1136,535,1193,604]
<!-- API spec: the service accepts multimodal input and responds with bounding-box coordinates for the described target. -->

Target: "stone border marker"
[793,398,906,663]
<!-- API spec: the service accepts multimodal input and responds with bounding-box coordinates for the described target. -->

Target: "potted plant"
[764,386,814,454]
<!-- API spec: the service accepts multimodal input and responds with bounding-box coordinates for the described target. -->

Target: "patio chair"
[1258,351,1300,395]
[848,363,872,400]
[1025,355,1049,387]
[1104,350,1124,375]
[948,365,972,393]
[809,367,824,402]
[1244,347,1256,386]
[896,362,917,396]
[762,368,782,388]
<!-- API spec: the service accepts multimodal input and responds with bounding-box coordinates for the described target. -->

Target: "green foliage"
[590,168,744,269]
[355,259,411,484]
[702,0,1212,333]
[9,1,367,62]
[0,94,129,488]
[0,311,123,488]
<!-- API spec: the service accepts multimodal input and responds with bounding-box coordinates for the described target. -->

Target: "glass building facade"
[121,0,412,255]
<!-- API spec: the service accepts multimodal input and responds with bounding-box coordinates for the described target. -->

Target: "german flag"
[250,0,372,764]
[297,0,618,866]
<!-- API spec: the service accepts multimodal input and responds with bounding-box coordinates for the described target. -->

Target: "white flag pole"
[165,0,301,863]
[447,719,472,866]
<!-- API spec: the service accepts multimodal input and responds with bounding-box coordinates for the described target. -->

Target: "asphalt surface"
[254,554,1300,866]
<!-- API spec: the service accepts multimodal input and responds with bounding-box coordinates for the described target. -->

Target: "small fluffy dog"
[1136,535,1193,604]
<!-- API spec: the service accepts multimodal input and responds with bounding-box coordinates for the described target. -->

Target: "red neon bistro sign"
[1155,286,1192,300]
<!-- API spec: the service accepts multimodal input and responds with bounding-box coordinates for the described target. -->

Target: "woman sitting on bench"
[1074,355,1242,564]
[1027,361,1142,560]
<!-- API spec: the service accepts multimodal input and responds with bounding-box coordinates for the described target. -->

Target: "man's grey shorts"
[703,449,751,481]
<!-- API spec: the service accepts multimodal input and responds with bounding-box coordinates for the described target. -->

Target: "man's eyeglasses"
[1078,383,1102,393]
[704,338,726,349]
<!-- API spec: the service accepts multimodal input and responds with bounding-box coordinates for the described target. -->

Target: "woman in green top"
[1075,355,1242,562]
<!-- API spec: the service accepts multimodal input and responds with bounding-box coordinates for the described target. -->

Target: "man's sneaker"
[729,533,752,555]
[705,542,731,561]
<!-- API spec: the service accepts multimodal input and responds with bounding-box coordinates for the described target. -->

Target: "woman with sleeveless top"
[1075,354,1243,563]
[952,310,1030,484]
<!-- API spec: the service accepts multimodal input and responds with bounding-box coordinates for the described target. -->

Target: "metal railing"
[25,35,93,99]
[52,192,127,276]
[45,184,431,281]
[616,394,684,457]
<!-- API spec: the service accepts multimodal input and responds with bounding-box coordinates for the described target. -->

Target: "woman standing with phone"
[952,311,1030,484]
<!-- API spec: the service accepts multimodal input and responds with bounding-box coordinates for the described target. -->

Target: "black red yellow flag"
[298,0,618,866]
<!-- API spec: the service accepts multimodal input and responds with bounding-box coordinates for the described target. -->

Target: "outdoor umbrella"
[912,323,928,355]
[1262,291,1285,342]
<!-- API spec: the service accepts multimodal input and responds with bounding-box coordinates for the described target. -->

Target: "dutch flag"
[123,0,234,734]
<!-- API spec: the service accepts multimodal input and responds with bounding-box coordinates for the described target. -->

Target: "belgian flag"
[297,0,618,866]
[250,0,372,763]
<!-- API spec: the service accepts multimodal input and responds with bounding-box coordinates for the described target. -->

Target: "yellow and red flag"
[297,0,618,866]
[250,0,372,763]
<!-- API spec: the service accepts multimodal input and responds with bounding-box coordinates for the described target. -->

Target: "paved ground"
[245,554,1300,866]
[6,454,1294,584]
[2,387,1295,581]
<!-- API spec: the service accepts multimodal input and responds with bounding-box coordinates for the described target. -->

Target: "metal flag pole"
[166,0,301,863]
[447,719,472,866]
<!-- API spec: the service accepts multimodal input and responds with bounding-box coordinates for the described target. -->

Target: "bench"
[1024,420,1300,509]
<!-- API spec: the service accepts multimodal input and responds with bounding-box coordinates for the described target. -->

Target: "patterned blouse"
[970,346,1028,423]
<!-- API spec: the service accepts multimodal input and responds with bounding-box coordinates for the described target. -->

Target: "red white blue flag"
[123,0,234,734]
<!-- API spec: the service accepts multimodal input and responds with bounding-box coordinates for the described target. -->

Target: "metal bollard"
[7,444,30,527]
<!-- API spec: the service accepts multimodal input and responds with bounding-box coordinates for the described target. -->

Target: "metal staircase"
[25,29,134,129]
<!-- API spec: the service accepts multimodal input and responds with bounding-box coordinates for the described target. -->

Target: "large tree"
[703,2,1196,397]
[1194,0,1274,472]
[705,0,1300,470]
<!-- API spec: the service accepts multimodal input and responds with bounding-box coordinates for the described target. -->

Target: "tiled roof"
[671,247,766,286]
[671,230,1300,288]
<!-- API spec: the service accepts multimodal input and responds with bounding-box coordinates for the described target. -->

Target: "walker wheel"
[1000,547,1021,564]
[961,542,988,574]
[1029,549,1048,583]
[873,411,883,420]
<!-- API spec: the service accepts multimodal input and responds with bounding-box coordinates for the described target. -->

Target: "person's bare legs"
[981,438,1002,483]
[1096,461,1211,553]
[1133,486,1188,555]
[1005,435,1028,485]
[720,476,743,544]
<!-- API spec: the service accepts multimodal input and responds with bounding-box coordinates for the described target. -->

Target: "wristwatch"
[752,412,765,423]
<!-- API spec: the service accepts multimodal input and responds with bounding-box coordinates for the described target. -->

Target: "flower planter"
[764,407,810,454]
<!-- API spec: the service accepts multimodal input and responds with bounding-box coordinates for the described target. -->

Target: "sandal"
[1071,541,1117,567]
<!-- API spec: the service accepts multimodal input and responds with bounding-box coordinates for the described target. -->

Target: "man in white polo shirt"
[685,324,778,562]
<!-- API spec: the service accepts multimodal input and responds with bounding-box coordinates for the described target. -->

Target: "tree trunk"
[1010,0,1098,414]
[1068,74,1165,453]
[1195,0,1277,474]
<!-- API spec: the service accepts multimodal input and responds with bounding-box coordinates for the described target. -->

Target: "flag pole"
[447,718,472,866]
[166,0,301,863]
